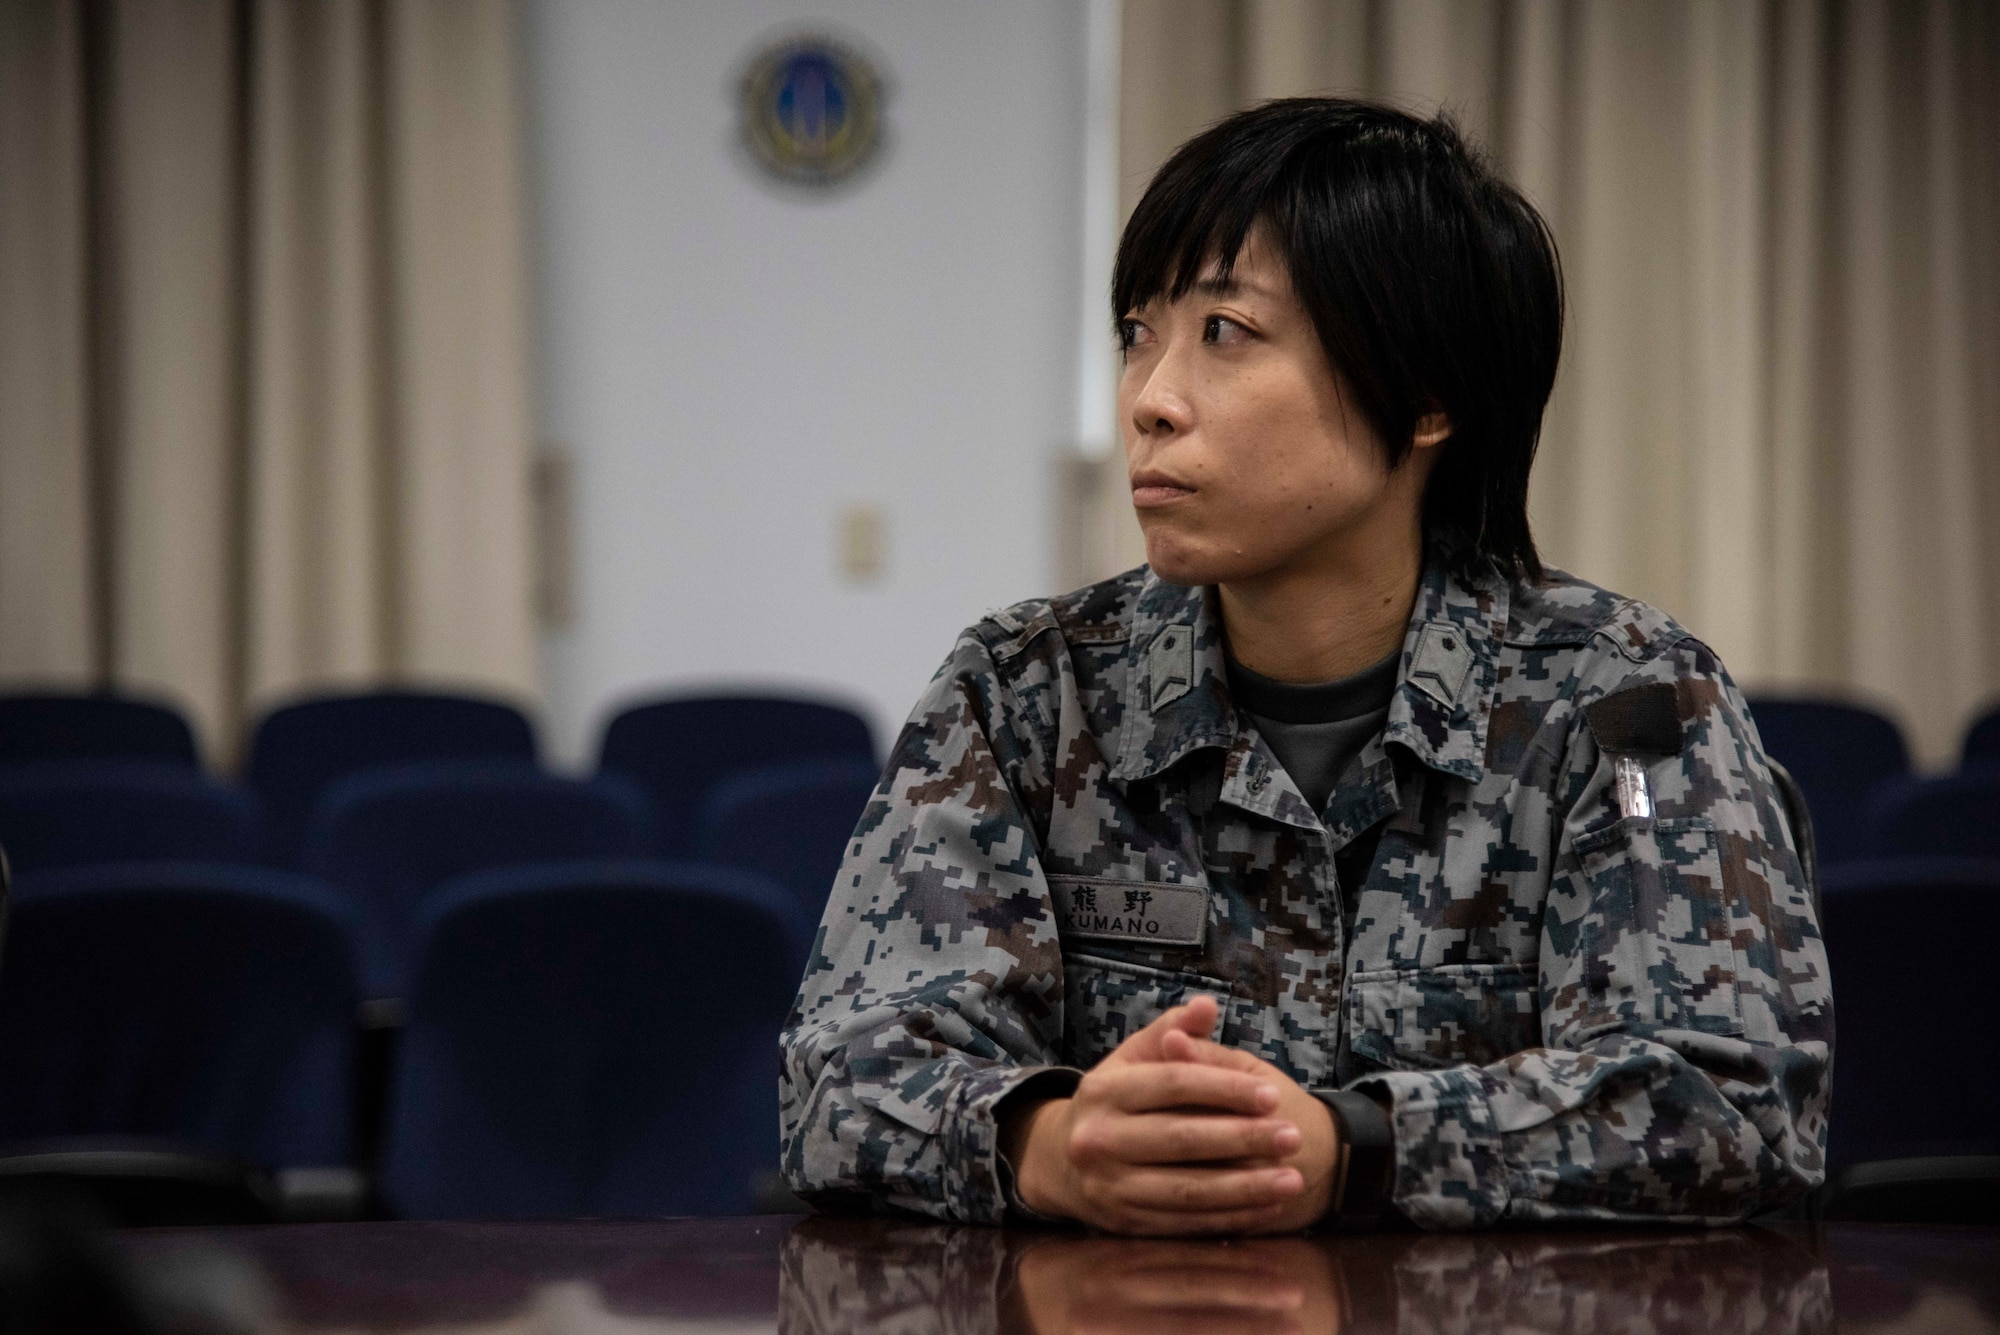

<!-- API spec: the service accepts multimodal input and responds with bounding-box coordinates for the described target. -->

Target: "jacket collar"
[1111,558,1509,791]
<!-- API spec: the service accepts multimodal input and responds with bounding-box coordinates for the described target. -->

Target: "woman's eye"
[1204,315,1250,344]
[1117,319,1153,351]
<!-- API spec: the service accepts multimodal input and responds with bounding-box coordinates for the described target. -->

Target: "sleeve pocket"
[1572,815,1745,1037]
[1346,962,1539,1072]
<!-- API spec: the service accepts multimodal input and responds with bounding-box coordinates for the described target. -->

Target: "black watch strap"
[1311,1088,1394,1231]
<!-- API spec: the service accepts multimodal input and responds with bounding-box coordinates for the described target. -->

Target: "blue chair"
[1964,706,2000,765]
[302,760,653,997]
[247,691,538,866]
[1864,767,2000,860]
[699,756,880,923]
[1819,858,2000,1169]
[598,695,874,856]
[0,864,359,1171]
[0,694,198,766]
[0,760,260,873]
[1745,699,1909,865]
[380,860,807,1219]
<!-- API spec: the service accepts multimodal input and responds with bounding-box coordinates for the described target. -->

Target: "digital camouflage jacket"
[779,561,1833,1229]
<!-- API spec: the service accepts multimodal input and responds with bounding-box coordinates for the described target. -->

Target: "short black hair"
[1114,97,1562,583]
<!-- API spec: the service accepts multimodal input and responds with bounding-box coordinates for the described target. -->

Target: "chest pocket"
[1571,815,1745,1037]
[1061,953,1228,1069]
[1346,962,1539,1071]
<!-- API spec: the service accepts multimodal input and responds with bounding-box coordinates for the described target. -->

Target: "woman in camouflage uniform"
[781,98,1831,1234]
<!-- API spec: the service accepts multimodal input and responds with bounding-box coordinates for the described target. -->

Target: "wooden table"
[123,1215,2000,1332]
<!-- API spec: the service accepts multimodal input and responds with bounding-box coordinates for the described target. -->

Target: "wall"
[1111,0,2000,766]
[522,0,1088,764]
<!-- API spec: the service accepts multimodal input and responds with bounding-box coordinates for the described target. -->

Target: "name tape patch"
[1050,877,1207,947]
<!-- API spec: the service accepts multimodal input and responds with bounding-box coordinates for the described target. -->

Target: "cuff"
[937,1064,1082,1225]
[1353,1067,1511,1229]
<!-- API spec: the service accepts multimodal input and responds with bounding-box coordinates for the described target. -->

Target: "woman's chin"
[1139,541,1230,588]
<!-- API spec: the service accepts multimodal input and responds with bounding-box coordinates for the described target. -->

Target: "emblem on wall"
[740,33,885,187]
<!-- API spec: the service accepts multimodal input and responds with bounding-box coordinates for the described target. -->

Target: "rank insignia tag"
[1147,625,1195,710]
[1049,877,1207,947]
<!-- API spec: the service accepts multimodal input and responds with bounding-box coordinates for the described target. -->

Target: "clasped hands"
[1002,995,1342,1235]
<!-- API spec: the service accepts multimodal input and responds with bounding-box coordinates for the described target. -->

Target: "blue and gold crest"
[740,34,884,187]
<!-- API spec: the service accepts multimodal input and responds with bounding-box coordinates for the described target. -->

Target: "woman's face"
[1118,233,1432,588]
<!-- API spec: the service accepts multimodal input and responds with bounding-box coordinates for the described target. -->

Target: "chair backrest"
[1864,767,2000,860]
[699,757,880,924]
[302,760,653,997]
[0,864,359,1170]
[0,695,198,766]
[598,695,874,856]
[247,692,538,866]
[1818,857,2000,1166]
[1963,706,2000,765]
[0,760,260,874]
[1744,699,1909,865]
[381,860,807,1220]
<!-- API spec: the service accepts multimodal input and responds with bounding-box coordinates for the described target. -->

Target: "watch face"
[740,34,884,187]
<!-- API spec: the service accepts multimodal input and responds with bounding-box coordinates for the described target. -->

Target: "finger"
[1072,1304,1304,1335]
[1160,1030,1269,1073]
[1092,1200,1295,1238]
[1054,1240,1295,1277]
[1087,1062,1279,1116]
[1085,1113,1302,1165]
[1108,1164,1305,1213]
[1107,994,1221,1064]
[1084,1267,1307,1311]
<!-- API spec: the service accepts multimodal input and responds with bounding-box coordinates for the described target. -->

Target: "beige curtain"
[0,0,537,766]
[1109,0,2000,766]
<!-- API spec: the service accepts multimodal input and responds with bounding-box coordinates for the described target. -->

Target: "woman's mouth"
[1130,473,1196,508]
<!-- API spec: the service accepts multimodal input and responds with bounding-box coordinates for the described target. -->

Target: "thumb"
[1106,993,1221,1065]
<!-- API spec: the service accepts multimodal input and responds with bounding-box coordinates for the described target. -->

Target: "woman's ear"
[1412,410,1452,450]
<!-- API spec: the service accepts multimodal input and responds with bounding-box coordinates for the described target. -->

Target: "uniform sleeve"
[1354,636,1834,1228]
[779,629,1076,1223]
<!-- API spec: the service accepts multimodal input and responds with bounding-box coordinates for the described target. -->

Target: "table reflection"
[778,1219,1835,1335]
[112,1216,1998,1333]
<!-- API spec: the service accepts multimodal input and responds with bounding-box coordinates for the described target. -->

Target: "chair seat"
[0,759,261,873]
[1823,1155,2000,1226]
[0,1139,280,1227]
[698,756,880,922]
[248,691,539,865]
[0,863,361,1173]
[1745,698,1909,865]
[1864,765,2000,860]
[382,859,808,1220]
[301,760,654,998]
[0,694,199,766]
[1819,858,2000,1170]
[598,694,874,856]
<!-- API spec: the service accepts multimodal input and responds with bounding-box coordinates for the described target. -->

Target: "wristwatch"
[1310,1088,1395,1231]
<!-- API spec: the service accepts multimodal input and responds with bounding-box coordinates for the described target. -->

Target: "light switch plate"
[838,504,886,583]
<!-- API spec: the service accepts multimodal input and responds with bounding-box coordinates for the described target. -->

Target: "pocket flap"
[1062,952,1226,1069]
[1347,962,1538,1071]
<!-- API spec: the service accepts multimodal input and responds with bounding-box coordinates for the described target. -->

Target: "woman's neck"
[1217,518,1424,685]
